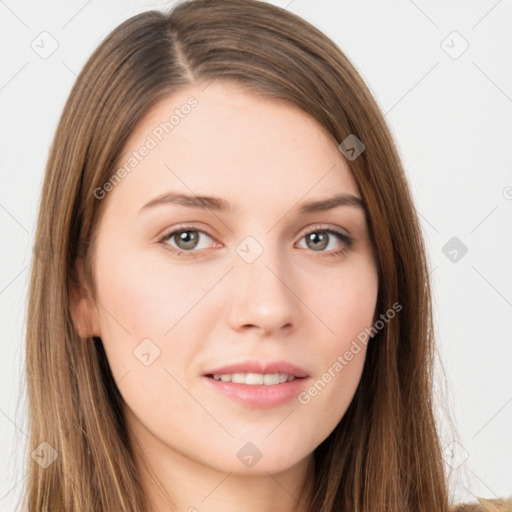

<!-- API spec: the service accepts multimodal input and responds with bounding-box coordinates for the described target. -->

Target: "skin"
[71,80,379,512]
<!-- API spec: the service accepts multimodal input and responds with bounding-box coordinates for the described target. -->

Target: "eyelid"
[157,224,218,245]
[297,223,351,239]
[156,221,216,240]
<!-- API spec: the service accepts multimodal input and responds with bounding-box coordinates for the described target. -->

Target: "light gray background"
[1,0,511,509]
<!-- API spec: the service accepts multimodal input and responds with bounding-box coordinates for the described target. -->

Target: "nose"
[227,244,299,336]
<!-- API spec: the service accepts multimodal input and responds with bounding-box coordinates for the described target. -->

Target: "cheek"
[92,250,211,432]
[92,243,229,385]
[91,246,174,372]
[296,288,376,447]
[300,255,378,410]
[313,253,379,349]
[94,237,229,329]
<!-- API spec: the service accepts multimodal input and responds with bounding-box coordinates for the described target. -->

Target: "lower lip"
[202,376,310,409]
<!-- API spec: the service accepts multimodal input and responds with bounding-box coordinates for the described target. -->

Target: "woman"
[21,0,509,510]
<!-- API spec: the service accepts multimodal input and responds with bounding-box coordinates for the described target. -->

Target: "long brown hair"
[22,0,460,510]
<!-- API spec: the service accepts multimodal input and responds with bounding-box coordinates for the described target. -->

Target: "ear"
[69,257,101,338]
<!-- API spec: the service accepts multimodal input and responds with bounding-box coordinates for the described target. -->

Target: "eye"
[158,226,217,257]
[297,226,353,258]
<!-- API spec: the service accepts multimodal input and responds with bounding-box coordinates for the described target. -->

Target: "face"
[74,81,378,476]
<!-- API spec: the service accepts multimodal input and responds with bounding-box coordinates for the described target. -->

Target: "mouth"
[204,372,304,385]
[203,360,309,380]
[201,360,310,408]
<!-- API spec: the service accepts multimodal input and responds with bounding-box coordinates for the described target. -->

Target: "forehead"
[110,81,361,214]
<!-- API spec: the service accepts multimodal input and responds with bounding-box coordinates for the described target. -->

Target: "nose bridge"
[228,232,297,332]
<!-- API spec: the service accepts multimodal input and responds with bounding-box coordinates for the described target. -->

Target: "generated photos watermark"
[297,301,402,405]
[94,96,198,200]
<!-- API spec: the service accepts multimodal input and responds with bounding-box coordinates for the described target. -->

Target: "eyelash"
[157,224,354,259]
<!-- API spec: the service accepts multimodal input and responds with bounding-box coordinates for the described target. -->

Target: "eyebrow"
[138,192,364,215]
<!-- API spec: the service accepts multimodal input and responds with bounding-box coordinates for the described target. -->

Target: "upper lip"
[203,360,309,378]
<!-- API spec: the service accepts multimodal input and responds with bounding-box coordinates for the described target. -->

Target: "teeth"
[263,373,278,385]
[211,372,296,385]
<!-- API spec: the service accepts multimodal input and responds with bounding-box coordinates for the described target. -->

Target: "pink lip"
[203,376,310,409]
[203,360,309,378]
[202,360,310,409]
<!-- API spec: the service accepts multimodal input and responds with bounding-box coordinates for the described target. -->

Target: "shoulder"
[452,496,512,512]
